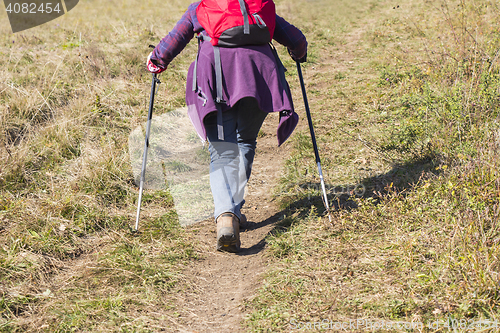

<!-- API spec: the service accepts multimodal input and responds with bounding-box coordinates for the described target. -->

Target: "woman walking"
[147,0,307,252]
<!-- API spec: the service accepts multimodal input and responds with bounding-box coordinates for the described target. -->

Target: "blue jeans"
[204,97,268,221]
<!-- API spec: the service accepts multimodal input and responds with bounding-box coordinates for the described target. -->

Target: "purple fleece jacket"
[151,2,308,145]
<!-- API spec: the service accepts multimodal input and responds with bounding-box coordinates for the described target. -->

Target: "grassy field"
[0,0,200,331]
[1,0,500,331]
[246,0,500,331]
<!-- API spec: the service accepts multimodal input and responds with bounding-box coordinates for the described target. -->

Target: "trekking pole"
[296,62,333,223]
[134,72,161,232]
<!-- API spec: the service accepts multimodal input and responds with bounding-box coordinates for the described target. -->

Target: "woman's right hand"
[288,48,307,63]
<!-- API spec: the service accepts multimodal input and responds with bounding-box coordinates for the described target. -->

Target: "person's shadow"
[237,156,439,256]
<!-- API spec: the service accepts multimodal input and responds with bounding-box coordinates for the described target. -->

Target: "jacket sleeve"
[272,15,308,60]
[150,2,203,69]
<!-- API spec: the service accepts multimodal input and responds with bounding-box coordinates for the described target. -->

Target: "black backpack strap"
[238,0,250,34]
[252,13,267,29]
[213,46,225,105]
[215,103,224,140]
[192,36,201,92]
[193,34,226,140]
[213,45,226,140]
[192,34,212,92]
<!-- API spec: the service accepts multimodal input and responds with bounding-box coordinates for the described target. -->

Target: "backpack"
[193,0,277,140]
[196,0,276,47]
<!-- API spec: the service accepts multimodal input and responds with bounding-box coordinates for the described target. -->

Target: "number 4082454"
[6,3,62,14]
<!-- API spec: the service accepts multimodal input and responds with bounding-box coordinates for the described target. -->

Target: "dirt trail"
[170,18,378,329]
[174,112,289,332]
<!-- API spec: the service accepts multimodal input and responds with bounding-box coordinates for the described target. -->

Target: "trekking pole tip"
[130,225,141,234]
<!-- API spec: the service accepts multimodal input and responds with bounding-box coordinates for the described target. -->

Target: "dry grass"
[0,0,200,331]
[2,0,500,331]
[245,0,500,331]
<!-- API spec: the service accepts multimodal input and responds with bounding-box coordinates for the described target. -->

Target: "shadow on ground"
[238,155,441,256]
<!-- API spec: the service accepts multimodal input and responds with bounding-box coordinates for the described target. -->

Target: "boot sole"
[217,234,240,253]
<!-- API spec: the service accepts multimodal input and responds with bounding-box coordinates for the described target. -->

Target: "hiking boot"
[239,214,248,230]
[216,213,240,253]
